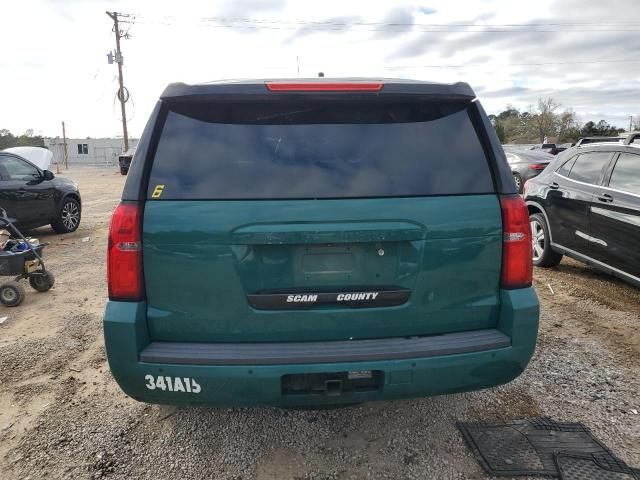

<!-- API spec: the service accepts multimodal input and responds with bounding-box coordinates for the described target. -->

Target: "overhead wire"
[126,13,640,33]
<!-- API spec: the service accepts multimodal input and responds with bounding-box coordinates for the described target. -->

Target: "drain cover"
[555,452,640,480]
[457,418,612,476]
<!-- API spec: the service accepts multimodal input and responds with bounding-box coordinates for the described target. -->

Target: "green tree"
[0,129,44,149]
[580,120,623,137]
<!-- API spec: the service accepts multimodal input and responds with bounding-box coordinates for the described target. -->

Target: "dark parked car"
[104,78,538,408]
[0,149,81,233]
[505,147,554,193]
[118,148,135,175]
[624,132,640,145]
[574,136,624,147]
[529,143,566,155]
[525,144,640,287]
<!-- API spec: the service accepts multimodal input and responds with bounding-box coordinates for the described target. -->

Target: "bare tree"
[533,98,561,143]
[556,109,580,142]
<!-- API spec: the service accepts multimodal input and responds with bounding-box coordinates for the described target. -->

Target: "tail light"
[500,195,533,289]
[108,202,143,300]
[529,164,546,170]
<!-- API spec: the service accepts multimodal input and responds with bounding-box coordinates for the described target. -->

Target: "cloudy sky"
[2,0,639,138]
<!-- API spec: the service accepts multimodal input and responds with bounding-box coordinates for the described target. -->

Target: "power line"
[129,14,640,33]
[384,59,640,69]
[131,14,640,28]
[132,20,640,33]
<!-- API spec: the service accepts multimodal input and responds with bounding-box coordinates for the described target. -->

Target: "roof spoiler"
[160,79,476,103]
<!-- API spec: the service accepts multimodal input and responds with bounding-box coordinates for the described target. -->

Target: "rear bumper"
[103,288,538,407]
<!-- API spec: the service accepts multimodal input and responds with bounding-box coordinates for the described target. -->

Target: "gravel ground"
[0,167,638,479]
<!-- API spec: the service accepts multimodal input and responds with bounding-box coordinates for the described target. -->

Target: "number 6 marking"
[151,184,165,198]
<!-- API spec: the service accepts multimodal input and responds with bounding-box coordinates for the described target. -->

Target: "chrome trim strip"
[554,172,599,189]
[574,230,607,247]
[550,242,640,283]
[597,184,640,200]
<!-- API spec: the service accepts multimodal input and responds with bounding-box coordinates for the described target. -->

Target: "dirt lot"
[1,167,638,479]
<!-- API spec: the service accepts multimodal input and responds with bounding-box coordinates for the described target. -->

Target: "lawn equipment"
[0,208,55,307]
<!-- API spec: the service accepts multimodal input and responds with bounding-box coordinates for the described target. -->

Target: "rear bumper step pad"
[140,329,510,366]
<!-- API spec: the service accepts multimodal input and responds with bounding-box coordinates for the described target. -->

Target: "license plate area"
[281,370,383,396]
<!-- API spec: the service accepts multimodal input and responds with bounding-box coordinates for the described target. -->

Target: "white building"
[44,137,139,166]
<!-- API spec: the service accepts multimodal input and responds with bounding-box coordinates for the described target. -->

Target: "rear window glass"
[566,152,611,184]
[148,102,494,199]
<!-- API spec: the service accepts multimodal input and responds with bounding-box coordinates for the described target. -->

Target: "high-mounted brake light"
[107,203,144,301]
[500,195,533,289]
[265,82,384,92]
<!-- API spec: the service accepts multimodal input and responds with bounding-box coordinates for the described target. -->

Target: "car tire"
[513,173,524,194]
[530,213,563,267]
[29,271,55,292]
[0,281,26,307]
[120,166,128,175]
[51,197,81,234]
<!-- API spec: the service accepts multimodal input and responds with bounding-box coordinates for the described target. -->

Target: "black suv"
[0,151,81,233]
[525,144,640,287]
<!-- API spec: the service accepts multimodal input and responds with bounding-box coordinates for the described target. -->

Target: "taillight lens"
[265,82,384,92]
[529,163,546,170]
[107,202,143,300]
[500,195,533,289]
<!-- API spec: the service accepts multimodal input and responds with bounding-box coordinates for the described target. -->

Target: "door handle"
[18,187,27,196]
[597,193,613,203]
[549,182,559,190]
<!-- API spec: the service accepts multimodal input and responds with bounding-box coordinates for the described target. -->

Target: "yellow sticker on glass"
[151,185,165,199]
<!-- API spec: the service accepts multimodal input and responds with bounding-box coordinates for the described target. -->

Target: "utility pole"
[106,11,130,152]
[630,115,634,132]
[61,121,68,170]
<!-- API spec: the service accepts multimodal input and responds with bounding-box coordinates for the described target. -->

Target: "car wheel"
[513,173,524,193]
[120,166,128,175]
[530,213,563,267]
[51,198,81,233]
[0,281,25,307]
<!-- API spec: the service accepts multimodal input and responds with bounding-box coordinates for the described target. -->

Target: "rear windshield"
[147,101,494,199]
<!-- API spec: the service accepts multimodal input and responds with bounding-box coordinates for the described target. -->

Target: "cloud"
[215,0,286,19]
[284,15,362,43]
[418,7,437,15]
[387,12,508,60]
[371,7,416,39]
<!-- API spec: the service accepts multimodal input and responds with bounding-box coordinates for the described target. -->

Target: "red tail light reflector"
[266,82,384,92]
[107,203,143,301]
[529,164,547,170]
[500,195,533,289]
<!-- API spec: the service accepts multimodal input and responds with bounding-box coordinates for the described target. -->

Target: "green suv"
[104,79,538,407]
